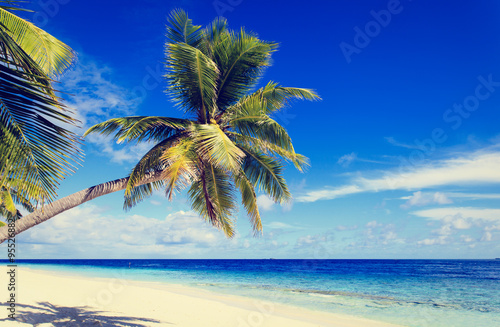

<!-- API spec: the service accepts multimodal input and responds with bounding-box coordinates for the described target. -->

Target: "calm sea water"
[4,259,500,327]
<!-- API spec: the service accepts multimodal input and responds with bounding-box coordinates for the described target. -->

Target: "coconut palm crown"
[85,10,319,237]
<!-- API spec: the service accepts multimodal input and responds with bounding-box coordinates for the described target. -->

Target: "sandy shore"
[0,267,403,327]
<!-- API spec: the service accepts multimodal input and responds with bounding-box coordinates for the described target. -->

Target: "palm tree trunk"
[0,171,163,243]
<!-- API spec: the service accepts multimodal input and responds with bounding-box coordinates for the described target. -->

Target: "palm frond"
[0,60,81,203]
[224,81,320,119]
[0,188,15,214]
[160,138,197,200]
[194,123,245,172]
[215,29,278,111]
[0,206,20,221]
[198,16,228,58]
[260,81,320,113]
[124,134,181,200]
[188,163,236,237]
[165,9,202,47]
[239,145,291,203]
[231,115,295,153]
[234,170,262,234]
[165,43,219,122]
[0,7,75,77]
[228,131,309,172]
[123,180,164,210]
[84,116,190,144]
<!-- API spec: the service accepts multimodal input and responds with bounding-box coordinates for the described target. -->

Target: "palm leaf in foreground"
[0,3,79,220]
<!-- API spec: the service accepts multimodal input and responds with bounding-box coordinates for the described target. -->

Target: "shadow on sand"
[0,302,171,326]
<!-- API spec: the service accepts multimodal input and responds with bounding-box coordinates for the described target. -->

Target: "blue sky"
[11,0,500,259]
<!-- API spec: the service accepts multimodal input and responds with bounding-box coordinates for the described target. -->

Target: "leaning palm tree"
[0,10,318,242]
[0,1,80,219]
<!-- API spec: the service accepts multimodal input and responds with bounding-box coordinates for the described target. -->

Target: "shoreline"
[0,266,404,327]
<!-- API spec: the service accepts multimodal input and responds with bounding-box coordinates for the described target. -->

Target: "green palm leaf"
[188,164,236,237]
[123,180,164,210]
[215,29,277,110]
[260,81,320,113]
[0,3,79,215]
[0,7,75,77]
[124,134,181,201]
[194,123,245,171]
[160,138,198,200]
[165,43,219,122]
[0,60,80,202]
[84,116,190,144]
[166,9,202,47]
[228,131,309,172]
[239,144,291,203]
[235,170,262,234]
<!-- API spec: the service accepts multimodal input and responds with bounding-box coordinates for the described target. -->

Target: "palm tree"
[0,10,318,243]
[0,1,80,219]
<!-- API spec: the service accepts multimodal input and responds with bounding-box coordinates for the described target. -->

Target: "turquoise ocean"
[4,259,499,327]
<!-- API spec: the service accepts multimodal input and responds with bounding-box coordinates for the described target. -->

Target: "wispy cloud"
[338,153,357,167]
[335,224,358,231]
[256,195,275,211]
[60,56,148,164]
[444,192,500,200]
[412,207,500,222]
[401,191,452,209]
[297,149,500,202]
[61,57,140,129]
[264,221,303,230]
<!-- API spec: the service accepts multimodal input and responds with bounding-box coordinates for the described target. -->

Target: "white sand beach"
[0,267,403,327]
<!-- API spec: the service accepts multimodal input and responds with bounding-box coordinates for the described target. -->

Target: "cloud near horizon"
[411,207,500,247]
[17,205,231,258]
[297,149,500,202]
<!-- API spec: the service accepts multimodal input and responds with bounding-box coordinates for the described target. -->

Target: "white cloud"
[401,191,452,208]
[265,222,295,229]
[461,235,474,243]
[413,207,500,246]
[335,224,358,231]
[444,192,500,200]
[257,195,275,211]
[17,205,230,258]
[60,56,149,164]
[61,58,139,129]
[294,233,336,258]
[297,149,500,202]
[366,220,380,228]
[338,153,357,167]
[412,207,500,222]
[417,236,447,246]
